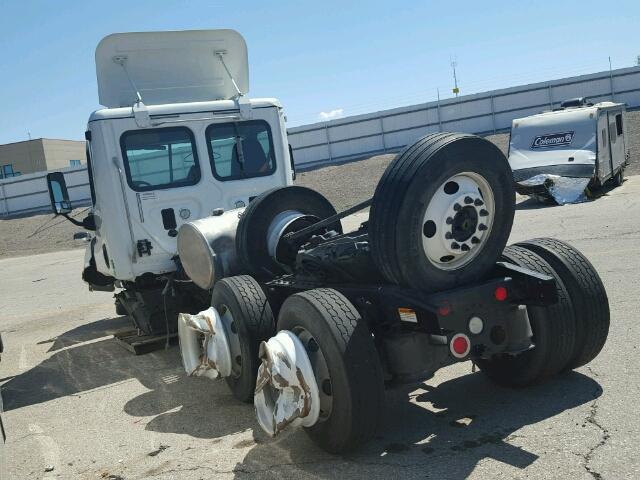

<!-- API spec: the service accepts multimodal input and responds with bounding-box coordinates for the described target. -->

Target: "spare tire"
[369,132,515,291]
[236,186,342,279]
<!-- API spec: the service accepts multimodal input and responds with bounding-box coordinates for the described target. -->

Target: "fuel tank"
[177,208,244,290]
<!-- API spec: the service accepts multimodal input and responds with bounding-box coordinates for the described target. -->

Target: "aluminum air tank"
[177,208,244,290]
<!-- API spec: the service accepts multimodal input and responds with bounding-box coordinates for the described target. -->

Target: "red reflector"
[495,286,508,302]
[452,336,468,355]
[438,302,451,316]
[450,333,470,358]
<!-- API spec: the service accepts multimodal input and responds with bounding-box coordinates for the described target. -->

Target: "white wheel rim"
[254,330,321,436]
[421,172,495,270]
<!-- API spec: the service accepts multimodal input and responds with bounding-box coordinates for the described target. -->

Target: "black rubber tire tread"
[370,132,458,284]
[277,288,384,453]
[514,238,609,369]
[477,245,576,386]
[212,275,275,403]
[236,186,341,279]
[115,298,127,316]
[369,132,515,291]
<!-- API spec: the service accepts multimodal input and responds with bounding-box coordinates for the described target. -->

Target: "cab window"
[206,120,276,181]
[120,127,200,191]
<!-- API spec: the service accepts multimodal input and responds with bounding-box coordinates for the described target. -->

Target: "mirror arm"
[59,212,96,231]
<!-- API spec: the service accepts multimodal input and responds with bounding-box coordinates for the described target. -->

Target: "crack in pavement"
[582,367,610,480]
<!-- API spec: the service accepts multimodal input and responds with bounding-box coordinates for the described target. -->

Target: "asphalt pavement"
[1,178,639,479]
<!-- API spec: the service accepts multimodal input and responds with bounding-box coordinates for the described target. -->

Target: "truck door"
[608,110,625,173]
[118,126,213,273]
[596,113,612,180]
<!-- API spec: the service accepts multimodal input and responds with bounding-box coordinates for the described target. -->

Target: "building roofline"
[0,138,84,147]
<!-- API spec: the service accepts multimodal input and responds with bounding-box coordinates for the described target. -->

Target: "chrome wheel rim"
[421,172,495,270]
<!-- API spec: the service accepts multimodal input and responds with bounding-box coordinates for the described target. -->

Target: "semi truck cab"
[46,29,294,333]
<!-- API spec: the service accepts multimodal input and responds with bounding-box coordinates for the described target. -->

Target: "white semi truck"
[47,29,610,453]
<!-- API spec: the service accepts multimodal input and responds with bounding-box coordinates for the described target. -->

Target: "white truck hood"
[95,29,249,108]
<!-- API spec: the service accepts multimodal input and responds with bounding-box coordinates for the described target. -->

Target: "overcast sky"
[0,0,638,144]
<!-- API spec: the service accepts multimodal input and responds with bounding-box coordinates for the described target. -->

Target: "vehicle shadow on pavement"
[515,197,557,211]
[2,316,259,439]
[230,370,602,479]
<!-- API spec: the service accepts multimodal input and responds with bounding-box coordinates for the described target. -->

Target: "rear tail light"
[494,286,508,302]
[438,302,452,316]
[450,333,470,358]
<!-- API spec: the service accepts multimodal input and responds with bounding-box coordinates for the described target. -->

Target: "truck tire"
[369,132,515,292]
[115,298,127,316]
[236,186,342,279]
[477,245,576,386]
[277,289,384,453]
[515,238,609,369]
[212,276,275,402]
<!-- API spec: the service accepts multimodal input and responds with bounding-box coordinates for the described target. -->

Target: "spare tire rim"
[421,172,495,270]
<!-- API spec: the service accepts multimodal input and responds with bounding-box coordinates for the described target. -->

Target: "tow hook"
[178,307,232,379]
[254,331,320,436]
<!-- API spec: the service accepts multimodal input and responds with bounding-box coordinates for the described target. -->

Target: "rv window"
[602,129,607,148]
[616,114,623,136]
[206,120,276,181]
[120,127,200,192]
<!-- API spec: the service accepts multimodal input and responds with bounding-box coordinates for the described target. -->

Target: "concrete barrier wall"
[3,66,639,216]
[0,166,91,217]
[288,66,640,170]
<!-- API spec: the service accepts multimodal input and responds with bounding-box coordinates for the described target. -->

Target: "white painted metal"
[96,30,249,108]
[421,172,495,270]
[178,307,233,379]
[509,102,627,185]
[81,31,295,283]
[608,110,627,174]
[597,112,612,179]
[254,330,321,436]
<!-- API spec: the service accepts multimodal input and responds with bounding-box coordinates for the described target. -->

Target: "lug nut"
[479,209,489,217]
[453,203,461,212]
[478,224,488,231]
[474,198,484,206]
[451,242,460,250]
[461,244,470,252]
[464,196,473,204]
[445,232,453,239]
[471,236,480,244]
[446,217,453,225]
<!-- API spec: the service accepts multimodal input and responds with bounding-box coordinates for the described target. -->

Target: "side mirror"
[46,172,72,215]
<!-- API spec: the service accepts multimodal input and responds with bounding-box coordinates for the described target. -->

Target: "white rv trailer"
[508,98,628,202]
[47,29,295,335]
